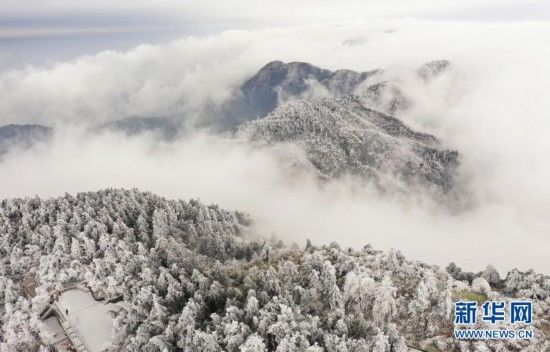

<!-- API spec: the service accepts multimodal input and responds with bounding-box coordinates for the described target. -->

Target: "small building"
[41,285,120,352]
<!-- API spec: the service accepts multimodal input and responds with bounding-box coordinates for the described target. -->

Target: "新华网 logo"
[453,300,534,340]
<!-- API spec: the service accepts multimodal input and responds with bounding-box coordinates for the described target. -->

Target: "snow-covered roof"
[55,287,118,352]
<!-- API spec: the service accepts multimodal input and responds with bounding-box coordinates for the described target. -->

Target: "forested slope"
[0,189,548,351]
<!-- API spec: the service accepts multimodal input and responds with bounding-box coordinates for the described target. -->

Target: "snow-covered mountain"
[215,61,380,129]
[0,189,547,351]
[238,96,458,195]
[0,61,459,198]
[240,61,378,115]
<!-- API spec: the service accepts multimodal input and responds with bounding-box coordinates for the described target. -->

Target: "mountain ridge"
[215,60,381,129]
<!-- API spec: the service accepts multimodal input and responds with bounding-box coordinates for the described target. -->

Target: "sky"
[1,0,550,68]
[2,0,550,21]
[0,1,549,274]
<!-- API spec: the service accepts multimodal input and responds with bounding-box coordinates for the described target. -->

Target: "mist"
[0,19,549,274]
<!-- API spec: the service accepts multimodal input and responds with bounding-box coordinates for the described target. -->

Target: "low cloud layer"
[0,20,549,273]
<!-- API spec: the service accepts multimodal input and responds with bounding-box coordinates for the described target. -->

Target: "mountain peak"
[215,61,379,128]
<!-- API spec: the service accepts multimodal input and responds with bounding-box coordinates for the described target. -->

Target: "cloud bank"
[0,19,549,273]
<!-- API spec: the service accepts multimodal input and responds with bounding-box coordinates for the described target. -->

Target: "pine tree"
[240,334,267,352]
[372,275,397,328]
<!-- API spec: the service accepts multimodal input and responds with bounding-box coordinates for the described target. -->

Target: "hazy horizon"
[2,0,550,68]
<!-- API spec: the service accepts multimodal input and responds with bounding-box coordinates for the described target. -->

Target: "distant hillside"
[0,117,182,154]
[0,124,52,156]
[94,116,182,139]
[238,96,458,195]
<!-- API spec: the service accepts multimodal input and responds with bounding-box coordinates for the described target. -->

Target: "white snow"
[57,288,118,352]
[43,316,66,344]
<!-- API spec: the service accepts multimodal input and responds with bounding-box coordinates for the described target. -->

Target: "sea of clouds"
[0,19,549,273]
